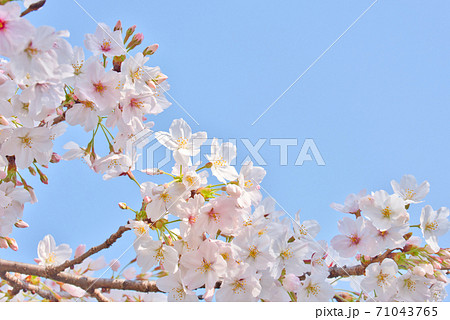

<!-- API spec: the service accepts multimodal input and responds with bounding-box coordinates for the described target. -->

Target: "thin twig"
[49,225,130,274]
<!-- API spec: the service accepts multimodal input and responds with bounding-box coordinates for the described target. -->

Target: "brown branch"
[51,114,66,125]
[0,271,59,302]
[89,289,111,302]
[327,249,395,279]
[0,259,160,294]
[49,226,130,274]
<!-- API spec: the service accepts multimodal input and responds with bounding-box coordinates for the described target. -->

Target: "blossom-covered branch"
[0,1,448,302]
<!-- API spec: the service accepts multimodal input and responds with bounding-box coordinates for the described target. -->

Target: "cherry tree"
[0,0,448,302]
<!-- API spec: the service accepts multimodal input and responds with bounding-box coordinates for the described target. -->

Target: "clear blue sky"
[2,0,449,298]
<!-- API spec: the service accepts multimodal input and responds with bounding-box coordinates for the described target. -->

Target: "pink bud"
[114,20,122,32]
[126,33,144,50]
[435,271,447,283]
[133,33,144,42]
[440,249,450,259]
[40,174,48,185]
[126,25,136,35]
[143,43,159,56]
[14,220,29,228]
[0,238,8,249]
[432,261,442,270]
[28,166,36,176]
[118,202,128,210]
[143,196,151,204]
[6,237,18,251]
[282,273,301,292]
[74,244,86,258]
[123,25,136,43]
[0,115,9,126]
[50,153,62,163]
[34,258,41,264]
[109,259,121,272]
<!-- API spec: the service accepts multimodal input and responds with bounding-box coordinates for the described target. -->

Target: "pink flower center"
[349,234,360,245]
[93,81,106,93]
[0,19,6,31]
[101,40,111,52]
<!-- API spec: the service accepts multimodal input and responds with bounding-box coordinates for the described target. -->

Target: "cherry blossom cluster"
[330,175,449,301]
[0,0,448,302]
[0,1,168,248]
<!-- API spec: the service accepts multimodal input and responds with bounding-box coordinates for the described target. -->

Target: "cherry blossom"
[37,234,72,267]
[359,190,409,230]
[391,174,430,205]
[360,258,398,301]
[330,216,377,258]
[84,23,125,58]
[0,5,447,303]
[420,205,450,252]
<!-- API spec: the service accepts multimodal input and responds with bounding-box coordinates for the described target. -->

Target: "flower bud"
[118,202,128,210]
[114,20,122,32]
[439,249,450,258]
[143,44,159,56]
[435,271,447,283]
[5,237,18,251]
[282,273,301,292]
[0,115,9,126]
[14,220,29,228]
[40,173,48,184]
[432,260,441,270]
[143,196,151,204]
[126,33,144,50]
[74,244,86,258]
[50,152,61,163]
[123,25,136,44]
[28,166,37,176]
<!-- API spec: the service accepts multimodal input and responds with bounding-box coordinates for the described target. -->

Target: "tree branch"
[0,271,59,302]
[89,289,111,302]
[49,225,130,274]
[0,259,160,294]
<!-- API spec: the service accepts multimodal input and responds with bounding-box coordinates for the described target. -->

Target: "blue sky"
[2,0,450,298]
